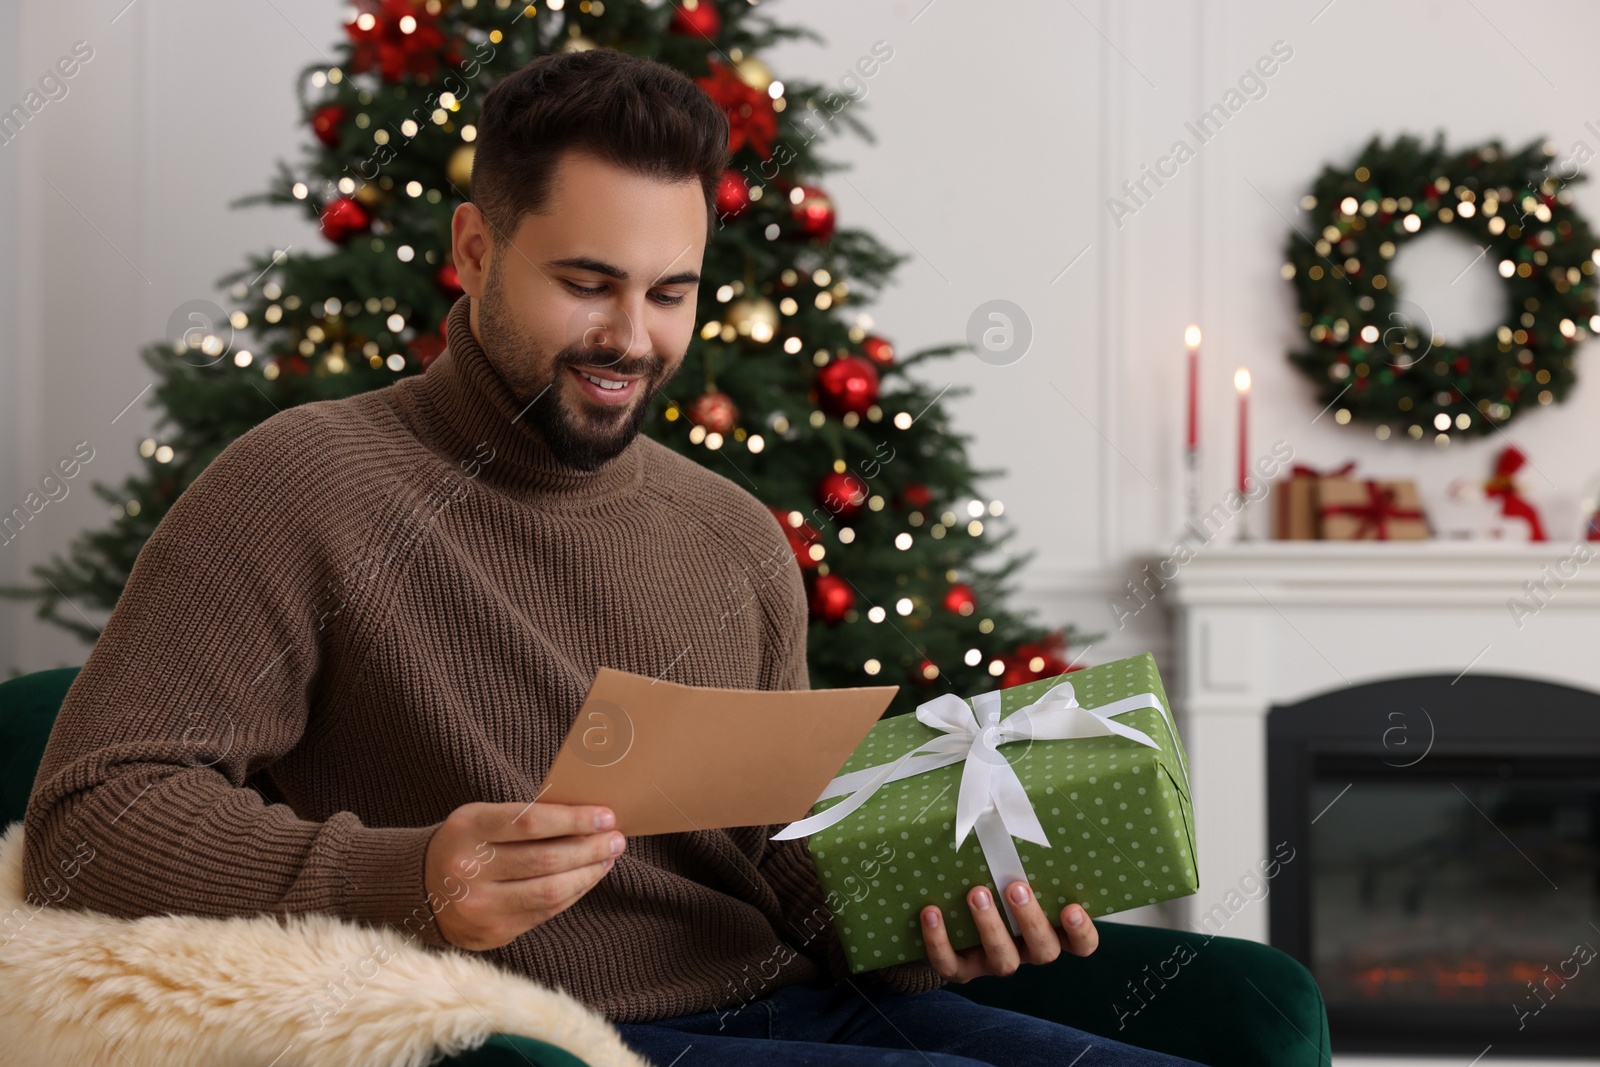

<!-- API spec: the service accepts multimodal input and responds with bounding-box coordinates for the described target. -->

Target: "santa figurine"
[1482,446,1547,541]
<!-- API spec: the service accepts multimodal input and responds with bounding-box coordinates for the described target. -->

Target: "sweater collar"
[405,293,646,501]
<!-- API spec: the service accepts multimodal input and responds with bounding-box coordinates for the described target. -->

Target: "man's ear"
[451,202,493,299]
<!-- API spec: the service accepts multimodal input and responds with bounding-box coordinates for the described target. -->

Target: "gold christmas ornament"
[352,182,386,209]
[735,56,773,92]
[446,144,475,192]
[560,32,598,53]
[725,296,779,344]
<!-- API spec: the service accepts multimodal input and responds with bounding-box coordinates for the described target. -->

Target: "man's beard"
[476,269,674,473]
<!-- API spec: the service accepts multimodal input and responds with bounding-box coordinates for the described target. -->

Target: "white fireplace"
[1165,540,1600,1066]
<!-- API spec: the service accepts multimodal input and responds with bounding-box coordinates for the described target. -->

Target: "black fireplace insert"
[1267,672,1600,1057]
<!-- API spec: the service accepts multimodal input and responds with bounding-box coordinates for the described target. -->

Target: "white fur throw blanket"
[0,821,648,1067]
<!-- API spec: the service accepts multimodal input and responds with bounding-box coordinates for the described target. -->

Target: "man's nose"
[582,302,652,365]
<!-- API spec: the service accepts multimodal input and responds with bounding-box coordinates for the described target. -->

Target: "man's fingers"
[480,831,625,881]
[922,888,1092,982]
[1002,881,1062,966]
[501,855,617,921]
[919,905,974,982]
[471,801,616,843]
[967,885,1021,976]
[1060,903,1099,957]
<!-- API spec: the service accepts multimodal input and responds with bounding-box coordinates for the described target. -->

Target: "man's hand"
[424,800,625,951]
[919,880,1098,983]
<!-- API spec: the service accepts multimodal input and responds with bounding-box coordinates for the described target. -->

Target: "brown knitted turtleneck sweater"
[23,292,945,1022]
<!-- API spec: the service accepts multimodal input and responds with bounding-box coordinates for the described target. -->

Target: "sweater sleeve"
[21,415,452,949]
[751,518,948,996]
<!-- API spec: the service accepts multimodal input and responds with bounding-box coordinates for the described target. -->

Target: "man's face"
[452,148,706,471]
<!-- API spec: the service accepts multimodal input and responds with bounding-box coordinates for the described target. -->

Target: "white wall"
[7,0,1600,675]
[0,0,20,674]
[2,0,325,674]
[771,0,1600,672]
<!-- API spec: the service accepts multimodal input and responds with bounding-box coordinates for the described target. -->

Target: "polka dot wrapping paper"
[800,652,1197,972]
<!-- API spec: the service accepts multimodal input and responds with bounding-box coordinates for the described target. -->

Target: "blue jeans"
[613,972,1209,1066]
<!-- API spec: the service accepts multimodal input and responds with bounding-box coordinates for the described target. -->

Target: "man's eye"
[567,281,685,307]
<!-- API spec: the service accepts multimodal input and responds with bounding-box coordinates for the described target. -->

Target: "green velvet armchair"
[1,666,1330,1067]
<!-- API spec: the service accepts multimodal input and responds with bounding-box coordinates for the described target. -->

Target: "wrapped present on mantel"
[771,652,1196,974]
[1318,474,1430,540]
[1272,461,1355,539]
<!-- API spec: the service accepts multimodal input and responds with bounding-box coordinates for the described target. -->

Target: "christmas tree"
[1,0,1088,713]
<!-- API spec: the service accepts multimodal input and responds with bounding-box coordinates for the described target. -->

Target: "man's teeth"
[578,369,630,391]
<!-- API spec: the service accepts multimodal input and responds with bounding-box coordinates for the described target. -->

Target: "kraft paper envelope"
[536,666,899,837]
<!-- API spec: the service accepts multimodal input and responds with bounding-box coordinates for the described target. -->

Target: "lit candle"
[1184,325,1201,452]
[1234,367,1252,495]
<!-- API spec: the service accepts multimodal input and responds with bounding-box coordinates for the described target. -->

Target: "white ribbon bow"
[771,678,1179,935]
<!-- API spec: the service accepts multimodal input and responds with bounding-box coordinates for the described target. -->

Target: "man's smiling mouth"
[578,369,630,390]
[568,364,643,406]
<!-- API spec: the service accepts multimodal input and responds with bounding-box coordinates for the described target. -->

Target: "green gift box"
[774,652,1196,973]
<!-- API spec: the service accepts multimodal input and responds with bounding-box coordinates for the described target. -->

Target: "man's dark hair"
[471,47,730,249]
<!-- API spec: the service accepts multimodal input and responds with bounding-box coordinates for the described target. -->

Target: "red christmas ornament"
[696,57,776,159]
[418,318,449,371]
[345,0,462,84]
[768,506,822,570]
[310,104,346,147]
[715,169,752,221]
[942,583,977,616]
[808,573,855,624]
[277,353,310,376]
[997,662,1031,689]
[670,0,722,38]
[436,262,464,297]
[410,333,445,371]
[790,185,836,241]
[861,335,895,366]
[815,470,869,519]
[901,483,933,510]
[319,197,371,244]
[687,391,739,434]
[997,631,1079,689]
[815,356,880,417]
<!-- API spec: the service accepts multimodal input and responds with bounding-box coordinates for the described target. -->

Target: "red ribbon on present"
[1277,462,1357,539]
[1484,447,1547,541]
[1319,480,1425,540]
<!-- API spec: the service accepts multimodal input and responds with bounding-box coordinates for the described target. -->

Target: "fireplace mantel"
[1167,540,1600,609]
[1163,539,1600,946]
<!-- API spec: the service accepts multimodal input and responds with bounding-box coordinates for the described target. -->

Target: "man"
[24,48,1202,1066]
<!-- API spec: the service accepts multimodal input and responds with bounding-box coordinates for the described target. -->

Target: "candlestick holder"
[1184,447,1200,532]
[1236,481,1255,543]
[1232,367,1252,544]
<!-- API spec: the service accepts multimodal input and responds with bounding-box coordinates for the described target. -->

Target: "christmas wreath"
[1284,133,1599,441]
